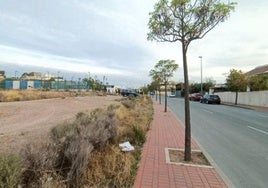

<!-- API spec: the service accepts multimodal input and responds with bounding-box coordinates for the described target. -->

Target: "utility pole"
[198,56,203,94]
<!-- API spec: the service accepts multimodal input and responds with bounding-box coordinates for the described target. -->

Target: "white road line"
[203,109,214,114]
[257,114,268,118]
[248,126,268,135]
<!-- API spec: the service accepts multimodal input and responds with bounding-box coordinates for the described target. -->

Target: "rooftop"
[246,64,268,76]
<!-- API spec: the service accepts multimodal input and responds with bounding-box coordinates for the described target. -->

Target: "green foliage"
[150,60,178,84]
[148,0,236,46]
[248,75,268,91]
[0,155,22,188]
[150,59,178,112]
[226,69,247,92]
[132,125,146,146]
[190,79,214,93]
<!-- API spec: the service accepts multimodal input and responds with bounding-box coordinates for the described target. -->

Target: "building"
[20,72,42,80]
[245,64,268,91]
[0,71,5,81]
[245,64,268,76]
[106,85,121,94]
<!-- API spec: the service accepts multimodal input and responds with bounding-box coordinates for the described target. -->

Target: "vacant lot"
[0,95,121,154]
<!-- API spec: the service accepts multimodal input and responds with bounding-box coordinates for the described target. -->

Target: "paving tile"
[134,100,227,188]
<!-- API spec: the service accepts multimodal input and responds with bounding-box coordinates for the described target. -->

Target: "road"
[166,97,268,188]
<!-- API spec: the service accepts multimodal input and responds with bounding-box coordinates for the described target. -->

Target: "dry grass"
[86,146,136,187]
[1,95,154,187]
[0,154,22,188]
[0,90,95,102]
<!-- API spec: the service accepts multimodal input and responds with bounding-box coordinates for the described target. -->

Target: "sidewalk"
[134,101,227,188]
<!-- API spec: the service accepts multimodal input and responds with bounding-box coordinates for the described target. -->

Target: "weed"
[121,98,135,108]
[0,154,22,188]
[21,105,118,187]
[132,124,146,146]
[18,95,153,187]
[86,145,136,187]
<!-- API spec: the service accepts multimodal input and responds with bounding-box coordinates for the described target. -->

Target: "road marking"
[203,109,214,114]
[248,126,268,135]
[257,114,268,118]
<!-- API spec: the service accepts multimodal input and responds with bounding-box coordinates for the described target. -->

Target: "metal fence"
[0,80,91,90]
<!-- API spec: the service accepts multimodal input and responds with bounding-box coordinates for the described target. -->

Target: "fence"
[0,80,91,90]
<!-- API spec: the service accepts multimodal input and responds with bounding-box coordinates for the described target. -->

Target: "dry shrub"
[0,90,94,102]
[21,105,118,187]
[0,154,22,188]
[86,146,136,187]
[116,96,153,145]
[121,98,135,108]
[2,90,23,102]
[20,141,64,187]
[19,95,153,187]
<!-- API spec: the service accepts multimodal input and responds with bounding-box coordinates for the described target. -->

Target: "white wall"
[13,81,20,89]
[27,81,34,89]
[216,90,268,107]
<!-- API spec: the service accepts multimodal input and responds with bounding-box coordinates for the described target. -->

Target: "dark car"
[189,93,202,101]
[121,89,139,97]
[200,94,221,104]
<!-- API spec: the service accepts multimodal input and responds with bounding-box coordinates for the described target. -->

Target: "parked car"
[189,93,202,101]
[121,89,139,97]
[168,93,176,97]
[200,94,221,104]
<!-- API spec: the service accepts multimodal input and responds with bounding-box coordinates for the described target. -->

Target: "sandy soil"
[0,95,121,154]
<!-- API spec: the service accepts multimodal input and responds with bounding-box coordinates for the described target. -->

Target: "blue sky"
[0,0,268,87]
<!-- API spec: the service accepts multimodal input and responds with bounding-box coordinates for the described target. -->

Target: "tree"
[248,75,268,91]
[226,69,247,105]
[150,60,178,112]
[148,80,160,101]
[148,0,236,161]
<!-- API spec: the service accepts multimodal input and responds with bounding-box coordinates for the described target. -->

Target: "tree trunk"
[182,42,191,161]
[159,89,161,104]
[155,90,158,101]
[235,90,238,105]
[164,82,167,112]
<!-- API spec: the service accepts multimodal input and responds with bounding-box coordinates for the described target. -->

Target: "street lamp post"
[57,71,60,90]
[198,56,203,94]
[88,72,90,89]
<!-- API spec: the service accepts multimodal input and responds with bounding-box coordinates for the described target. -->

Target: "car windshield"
[210,95,219,98]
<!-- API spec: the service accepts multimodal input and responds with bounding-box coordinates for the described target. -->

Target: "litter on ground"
[119,141,134,151]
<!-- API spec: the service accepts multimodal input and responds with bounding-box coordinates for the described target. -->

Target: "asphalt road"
[166,97,268,188]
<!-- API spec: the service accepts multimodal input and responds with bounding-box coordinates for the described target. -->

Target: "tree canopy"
[149,60,178,112]
[226,69,247,105]
[148,0,236,51]
[248,75,268,91]
[226,69,247,92]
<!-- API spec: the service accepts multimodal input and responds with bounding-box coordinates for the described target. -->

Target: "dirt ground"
[0,95,121,154]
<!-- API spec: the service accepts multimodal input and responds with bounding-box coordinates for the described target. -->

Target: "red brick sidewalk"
[134,102,227,188]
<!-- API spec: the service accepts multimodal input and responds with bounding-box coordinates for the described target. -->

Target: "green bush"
[132,125,146,146]
[0,154,22,188]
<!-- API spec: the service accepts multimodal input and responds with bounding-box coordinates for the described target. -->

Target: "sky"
[0,0,268,88]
